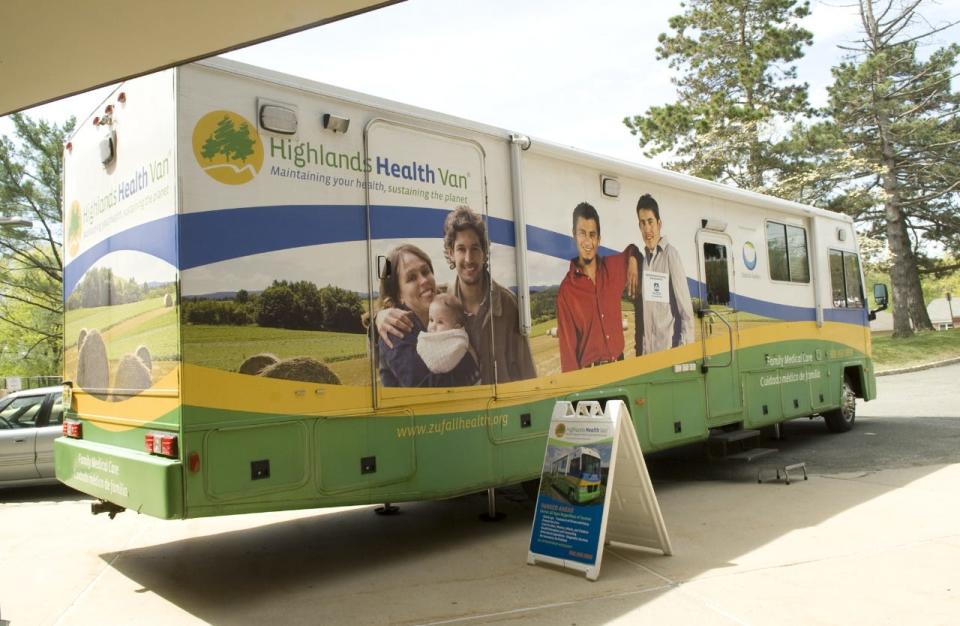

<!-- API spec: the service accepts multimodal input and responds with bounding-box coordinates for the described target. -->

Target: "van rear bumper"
[55,438,183,519]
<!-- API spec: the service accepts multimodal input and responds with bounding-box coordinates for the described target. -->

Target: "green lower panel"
[55,438,183,519]
[205,421,309,498]
[645,379,708,447]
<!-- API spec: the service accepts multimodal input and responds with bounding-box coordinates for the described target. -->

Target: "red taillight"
[145,432,178,458]
[188,452,201,473]
[63,420,82,438]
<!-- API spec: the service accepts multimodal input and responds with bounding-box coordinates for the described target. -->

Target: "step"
[725,447,778,462]
[708,429,761,443]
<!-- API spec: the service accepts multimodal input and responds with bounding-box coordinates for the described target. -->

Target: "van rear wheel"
[824,380,856,433]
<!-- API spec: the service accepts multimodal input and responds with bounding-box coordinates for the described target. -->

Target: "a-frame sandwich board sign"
[527,400,672,580]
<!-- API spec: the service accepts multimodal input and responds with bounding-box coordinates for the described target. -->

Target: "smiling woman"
[376,244,445,387]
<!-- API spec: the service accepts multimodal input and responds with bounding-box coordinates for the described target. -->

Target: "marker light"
[145,432,178,458]
[63,419,83,438]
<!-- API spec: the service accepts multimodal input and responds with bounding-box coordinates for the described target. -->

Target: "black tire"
[823,379,856,433]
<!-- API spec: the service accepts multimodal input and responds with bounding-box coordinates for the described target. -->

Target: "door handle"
[15,438,26,443]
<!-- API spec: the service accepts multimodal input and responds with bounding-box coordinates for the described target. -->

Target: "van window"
[766,221,809,283]
[830,250,864,308]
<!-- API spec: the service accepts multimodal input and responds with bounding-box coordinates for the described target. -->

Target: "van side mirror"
[873,283,888,308]
[869,283,889,321]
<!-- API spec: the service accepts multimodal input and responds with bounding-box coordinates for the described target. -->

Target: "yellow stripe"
[179,320,869,417]
[74,366,181,431]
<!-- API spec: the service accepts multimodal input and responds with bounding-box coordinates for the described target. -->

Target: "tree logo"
[554,423,566,438]
[67,200,83,258]
[192,111,264,185]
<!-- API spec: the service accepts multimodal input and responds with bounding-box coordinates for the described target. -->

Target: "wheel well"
[843,366,864,398]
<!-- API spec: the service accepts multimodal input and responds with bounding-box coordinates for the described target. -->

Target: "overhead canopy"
[0,0,401,116]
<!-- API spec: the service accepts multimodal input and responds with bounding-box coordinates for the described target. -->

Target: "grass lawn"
[871,328,960,371]
[181,324,367,371]
[65,297,168,349]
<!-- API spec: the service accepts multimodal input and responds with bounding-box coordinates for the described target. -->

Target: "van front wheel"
[824,380,856,433]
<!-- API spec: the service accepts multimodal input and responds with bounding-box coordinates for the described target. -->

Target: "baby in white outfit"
[416,292,480,384]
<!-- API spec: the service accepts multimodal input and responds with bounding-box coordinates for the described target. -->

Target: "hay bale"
[77,329,109,392]
[77,328,88,351]
[163,293,174,307]
[135,345,152,372]
[239,353,280,375]
[260,357,341,385]
[113,353,152,398]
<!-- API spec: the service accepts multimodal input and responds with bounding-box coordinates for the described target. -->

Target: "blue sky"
[3,0,957,167]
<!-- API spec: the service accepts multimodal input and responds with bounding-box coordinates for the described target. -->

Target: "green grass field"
[107,308,179,360]
[181,324,367,371]
[872,328,960,371]
[65,297,168,349]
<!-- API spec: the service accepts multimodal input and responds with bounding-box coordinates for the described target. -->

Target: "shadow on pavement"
[99,414,960,625]
[0,483,90,504]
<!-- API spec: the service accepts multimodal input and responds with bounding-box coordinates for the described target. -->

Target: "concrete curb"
[875,355,960,377]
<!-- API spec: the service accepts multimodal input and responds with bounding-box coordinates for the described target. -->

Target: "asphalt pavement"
[2,364,959,625]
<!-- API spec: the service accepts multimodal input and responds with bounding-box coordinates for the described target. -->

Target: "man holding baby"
[377,205,536,387]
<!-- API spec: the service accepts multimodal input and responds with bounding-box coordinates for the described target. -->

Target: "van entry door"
[696,230,742,422]
[363,119,490,409]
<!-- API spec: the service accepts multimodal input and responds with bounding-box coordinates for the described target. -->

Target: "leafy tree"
[0,114,73,375]
[182,299,255,325]
[256,280,324,330]
[257,282,297,329]
[816,0,959,337]
[624,0,813,191]
[530,287,558,325]
[319,285,364,333]
[201,116,255,163]
[228,123,256,162]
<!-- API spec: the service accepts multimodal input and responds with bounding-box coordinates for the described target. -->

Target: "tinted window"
[830,250,846,307]
[766,221,809,283]
[766,222,789,281]
[843,253,864,308]
[703,242,731,306]
[786,225,809,282]
[830,250,864,308]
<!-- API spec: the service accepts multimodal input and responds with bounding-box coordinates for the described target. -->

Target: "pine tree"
[624,0,813,191]
[201,115,235,162]
[821,0,959,337]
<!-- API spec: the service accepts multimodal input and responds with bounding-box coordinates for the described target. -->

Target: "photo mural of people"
[376,205,536,386]
[376,244,481,387]
[632,194,695,355]
[556,202,639,372]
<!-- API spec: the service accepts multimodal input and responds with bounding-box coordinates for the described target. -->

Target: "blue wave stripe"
[180,204,366,270]
[177,203,614,269]
[733,292,816,322]
[824,307,870,325]
[64,203,869,327]
[64,215,178,297]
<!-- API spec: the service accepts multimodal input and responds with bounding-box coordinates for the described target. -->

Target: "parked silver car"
[0,386,63,488]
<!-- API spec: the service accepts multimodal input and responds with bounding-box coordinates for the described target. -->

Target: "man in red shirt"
[557,202,639,372]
